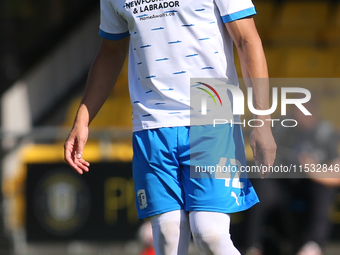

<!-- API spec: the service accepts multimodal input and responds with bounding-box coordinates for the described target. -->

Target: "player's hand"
[250,126,277,178]
[64,125,90,174]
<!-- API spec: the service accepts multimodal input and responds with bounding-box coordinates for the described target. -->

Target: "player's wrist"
[252,114,272,126]
[72,119,90,129]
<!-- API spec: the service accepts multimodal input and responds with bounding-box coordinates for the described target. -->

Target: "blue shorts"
[132,125,259,219]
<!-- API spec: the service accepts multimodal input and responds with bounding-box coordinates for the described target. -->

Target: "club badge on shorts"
[137,189,147,209]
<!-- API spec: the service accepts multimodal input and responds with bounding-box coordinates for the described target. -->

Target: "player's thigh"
[183,124,259,213]
[132,127,185,219]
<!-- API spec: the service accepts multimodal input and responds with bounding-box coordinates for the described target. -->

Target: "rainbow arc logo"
[196,82,223,106]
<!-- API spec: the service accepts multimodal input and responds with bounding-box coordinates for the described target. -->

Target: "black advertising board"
[25,162,141,242]
[25,161,340,246]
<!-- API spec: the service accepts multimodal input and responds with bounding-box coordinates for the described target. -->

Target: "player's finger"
[251,142,261,167]
[262,144,276,166]
[75,136,86,158]
[260,145,276,178]
[77,158,90,172]
[64,144,85,174]
[73,153,89,172]
[250,142,265,178]
[64,146,78,170]
[79,158,90,167]
[256,145,269,178]
[72,163,84,175]
[68,156,84,174]
[64,140,76,163]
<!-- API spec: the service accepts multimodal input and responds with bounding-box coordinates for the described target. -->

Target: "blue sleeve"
[100,0,129,40]
[99,29,130,40]
[221,7,256,23]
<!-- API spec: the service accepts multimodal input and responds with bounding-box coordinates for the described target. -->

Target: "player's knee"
[155,219,181,248]
[194,233,240,255]
[189,211,241,255]
[150,210,190,255]
[192,232,222,254]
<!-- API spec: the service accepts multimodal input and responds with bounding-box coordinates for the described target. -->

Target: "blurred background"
[0,0,340,254]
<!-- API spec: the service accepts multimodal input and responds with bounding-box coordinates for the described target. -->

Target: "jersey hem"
[99,29,130,40]
[132,119,242,132]
[221,7,256,23]
[132,121,191,132]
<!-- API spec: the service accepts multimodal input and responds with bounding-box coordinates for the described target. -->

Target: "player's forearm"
[236,35,271,123]
[236,35,268,79]
[226,18,270,122]
[224,17,276,169]
[73,38,129,128]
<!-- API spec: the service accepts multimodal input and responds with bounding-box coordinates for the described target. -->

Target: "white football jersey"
[100,0,256,131]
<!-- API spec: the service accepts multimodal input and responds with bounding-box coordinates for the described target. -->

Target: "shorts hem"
[137,206,184,219]
[185,200,259,214]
